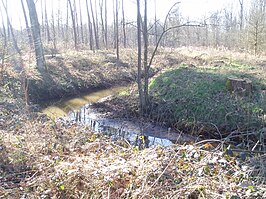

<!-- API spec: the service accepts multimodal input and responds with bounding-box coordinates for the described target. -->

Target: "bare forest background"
[0,0,265,59]
[1,1,266,197]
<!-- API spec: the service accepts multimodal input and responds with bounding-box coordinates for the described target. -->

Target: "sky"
[0,0,248,30]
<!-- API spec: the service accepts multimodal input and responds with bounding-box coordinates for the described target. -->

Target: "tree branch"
[148,21,204,69]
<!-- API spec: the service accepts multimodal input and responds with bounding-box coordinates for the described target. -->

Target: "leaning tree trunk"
[26,0,46,73]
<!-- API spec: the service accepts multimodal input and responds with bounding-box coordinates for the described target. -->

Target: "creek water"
[42,87,126,119]
[42,87,196,147]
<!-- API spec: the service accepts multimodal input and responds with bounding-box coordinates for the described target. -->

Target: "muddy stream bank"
[42,87,196,147]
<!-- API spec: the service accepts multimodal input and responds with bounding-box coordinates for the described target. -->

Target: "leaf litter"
[1,114,266,198]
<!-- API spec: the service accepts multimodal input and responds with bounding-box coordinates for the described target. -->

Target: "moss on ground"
[148,66,266,135]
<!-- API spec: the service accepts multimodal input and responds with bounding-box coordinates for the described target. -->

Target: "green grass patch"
[149,67,266,133]
[226,61,255,70]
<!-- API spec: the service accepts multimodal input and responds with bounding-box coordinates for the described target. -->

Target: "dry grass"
[175,46,266,64]
[23,49,140,103]
[1,113,266,198]
[1,47,266,198]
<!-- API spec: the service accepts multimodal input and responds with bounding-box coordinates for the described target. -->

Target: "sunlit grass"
[149,65,266,133]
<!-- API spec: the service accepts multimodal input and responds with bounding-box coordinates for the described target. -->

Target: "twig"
[225,130,264,140]
[140,149,180,199]
[194,139,224,146]
[230,148,266,154]
[252,140,260,151]
[200,122,223,139]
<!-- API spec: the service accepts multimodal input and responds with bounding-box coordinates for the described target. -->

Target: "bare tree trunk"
[86,0,94,50]
[68,0,78,50]
[143,0,148,109]
[239,0,244,30]
[94,0,99,48]
[137,0,144,115]
[40,0,44,37]
[115,0,119,60]
[204,17,209,46]
[122,0,126,48]
[74,0,80,43]
[26,0,46,72]
[254,25,258,55]
[21,0,33,47]
[113,0,116,48]
[90,0,99,49]
[99,0,106,46]
[248,0,265,55]
[154,0,158,45]
[58,0,65,43]
[1,0,21,55]
[104,0,108,48]
[57,0,61,39]
[1,1,28,105]
[44,0,51,43]
[137,1,187,114]
[83,24,88,44]
[51,2,57,56]
[5,0,10,41]
[0,6,7,83]
[79,0,84,44]
[65,0,69,45]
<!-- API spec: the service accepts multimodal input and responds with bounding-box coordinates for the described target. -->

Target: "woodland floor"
[0,47,266,198]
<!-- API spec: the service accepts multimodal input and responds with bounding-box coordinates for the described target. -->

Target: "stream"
[42,87,196,147]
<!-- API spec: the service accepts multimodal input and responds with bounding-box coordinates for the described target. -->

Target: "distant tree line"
[0,0,265,78]
[0,0,265,58]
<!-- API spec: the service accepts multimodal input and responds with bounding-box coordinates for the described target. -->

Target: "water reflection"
[42,86,126,119]
[69,106,174,147]
[43,86,196,147]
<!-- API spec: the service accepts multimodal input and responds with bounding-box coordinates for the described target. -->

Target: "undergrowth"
[1,81,265,198]
[1,116,266,198]
[1,47,266,198]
